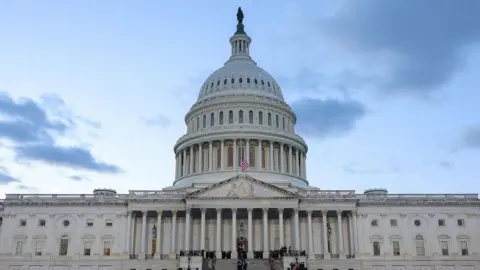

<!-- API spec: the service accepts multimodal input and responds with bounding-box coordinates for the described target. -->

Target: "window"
[248,110,253,124]
[392,240,400,256]
[460,240,468,255]
[371,220,378,227]
[216,147,221,169]
[19,219,26,227]
[267,113,272,126]
[373,241,380,256]
[227,147,233,167]
[261,148,266,168]
[63,220,70,227]
[239,78,243,83]
[106,220,113,227]
[216,80,220,86]
[457,219,465,227]
[202,115,206,128]
[239,110,243,123]
[440,240,449,255]
[282,117,285,129]
[59,236,69,255]
[104,241,111,256]
[258,111,263,125]
[275,115,279,128]
[249,147,256,168]
[415,235,425,256]
[254,79,258,85]
[261,80,264,85]
[196,117,199,130]
[237,145,245,166]
[38,219,46,227]
[35,240,44,256]
[210,113,214,126]
[219,111,224,125]
[438,219,446,227]
[86,220,94,227]
[414,219,421,227]
[231,78,235,84]
[390,219,398,227]
[224,79,227,85]
[15,240,24,256]
[229,110,233,124]
[247,78,250,84]
[84,241,92,256]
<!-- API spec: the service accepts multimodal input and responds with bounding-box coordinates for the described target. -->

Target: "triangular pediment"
[186,175,299,199]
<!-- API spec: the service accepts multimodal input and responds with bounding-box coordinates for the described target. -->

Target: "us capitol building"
[1,8,479,270]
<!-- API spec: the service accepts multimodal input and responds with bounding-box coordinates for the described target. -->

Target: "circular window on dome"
[63,220,70,227]
[414,219,421,227]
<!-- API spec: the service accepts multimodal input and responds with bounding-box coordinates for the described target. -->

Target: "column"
[182,149,187,176]
[269,141,274,171]
[353,211,359,256]
[279,209,284,248]
[280,143,285,173]
[232,208,237,259]
[184,208,191,252]
[189,146,194,174]
[233,139,238,170]
[257,140,262,169]
[337,210,344,256]
[288,146,293,174]
[209,141,213,171]
[296,150,300,176]
[307,210,314,258]
[294,209,300,251]
[155,210,162,257]
[263,208,269,258]
[322,210,330,258]
[199,143,203,172]
[216,208,222,258]
[245,139,250,165]
[303,154,307,178]
[348,212,354,256]
[171,211,177,255]
[247,208,253,258]
[220,140,225,170]
[200,209,206,250]
[140,211,147,256]
[125,211,132,254]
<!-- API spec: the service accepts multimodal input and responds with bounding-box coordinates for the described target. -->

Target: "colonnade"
[125,208,358,260]
[174,139,307,180]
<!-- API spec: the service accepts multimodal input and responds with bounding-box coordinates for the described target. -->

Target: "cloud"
[320,0,480,95]
[458,125,480,151]
[291,98,366,138]
[68,175,91,182]
[140,115,171,128]
[0,166,18,184]
[15,144,122,173]
[438,161,454,170]
[0,92,121,173]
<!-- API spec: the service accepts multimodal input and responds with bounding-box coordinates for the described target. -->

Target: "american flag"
[241,159,249,172]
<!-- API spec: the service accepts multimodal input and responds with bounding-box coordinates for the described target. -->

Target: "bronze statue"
[237,7,244,24]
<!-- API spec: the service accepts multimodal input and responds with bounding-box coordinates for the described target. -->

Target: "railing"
[300,191,479,200]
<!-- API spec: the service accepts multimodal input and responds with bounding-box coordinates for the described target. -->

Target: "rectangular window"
[38,219,46,227]
[373,241,380,256]
[84,241,92,256]
[104,241,111,256]
[390,219,398,227]
[457,219,465,227]
[392,241,400,256]
[35,241,44,256]
[15,240,24,256]
[441,240,449,256]
[438,219,445,227]
[460,241,468,255]
[59,238,68,256]
[106,221,113,227]
[19,220,27,227]
[86,220,94,227]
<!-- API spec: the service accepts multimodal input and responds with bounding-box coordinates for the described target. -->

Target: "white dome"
[198,59,285,102]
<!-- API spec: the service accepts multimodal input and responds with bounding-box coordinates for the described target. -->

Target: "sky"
[1,0,480,197]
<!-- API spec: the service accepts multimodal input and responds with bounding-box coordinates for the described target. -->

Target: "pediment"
[187,175,298,199]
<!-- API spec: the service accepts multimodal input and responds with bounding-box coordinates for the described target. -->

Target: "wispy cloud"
[140,115,171,128]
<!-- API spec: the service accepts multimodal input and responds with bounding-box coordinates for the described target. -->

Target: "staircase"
[213,259,271,269]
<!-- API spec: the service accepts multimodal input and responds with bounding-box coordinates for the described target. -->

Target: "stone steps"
[213,259,271,270]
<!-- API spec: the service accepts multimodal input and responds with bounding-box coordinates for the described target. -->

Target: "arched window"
[259,111,263,125]
[275,115,279,128]
[282,117,285,130]
[249,147,256,168]
[229,110,233,124]
[196,117,199,130]
[210,113,215,126]
[219,111,224,125]
[261,80,264,85]
[224,79,227,85]
[231,78,235,84]
[239,78,243,83]
[59,235,69,255]
[227,147,234,167]
[217,80,220,86]
[415,235,425,256]
[216,147,221,169]
[247,78,251,84]
[248,110,253,124]
[239,110,244,124]
[202,115,206,128]
[254,79,258,85]
[193,148,197,173]
[261,148,267,168]
[267,113,272,126]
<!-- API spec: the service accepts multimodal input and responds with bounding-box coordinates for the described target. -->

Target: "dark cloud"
[458,125,480,150]
[321,0,480,95]
[291,98,366,138]
[0,92,121,173]
[0,166,18,184]
[140,115,171,128]
[15,144,122,173]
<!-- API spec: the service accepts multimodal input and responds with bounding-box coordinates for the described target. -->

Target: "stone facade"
[1,9,479,270]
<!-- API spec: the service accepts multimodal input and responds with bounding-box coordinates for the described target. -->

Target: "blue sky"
[1,0,480,197]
